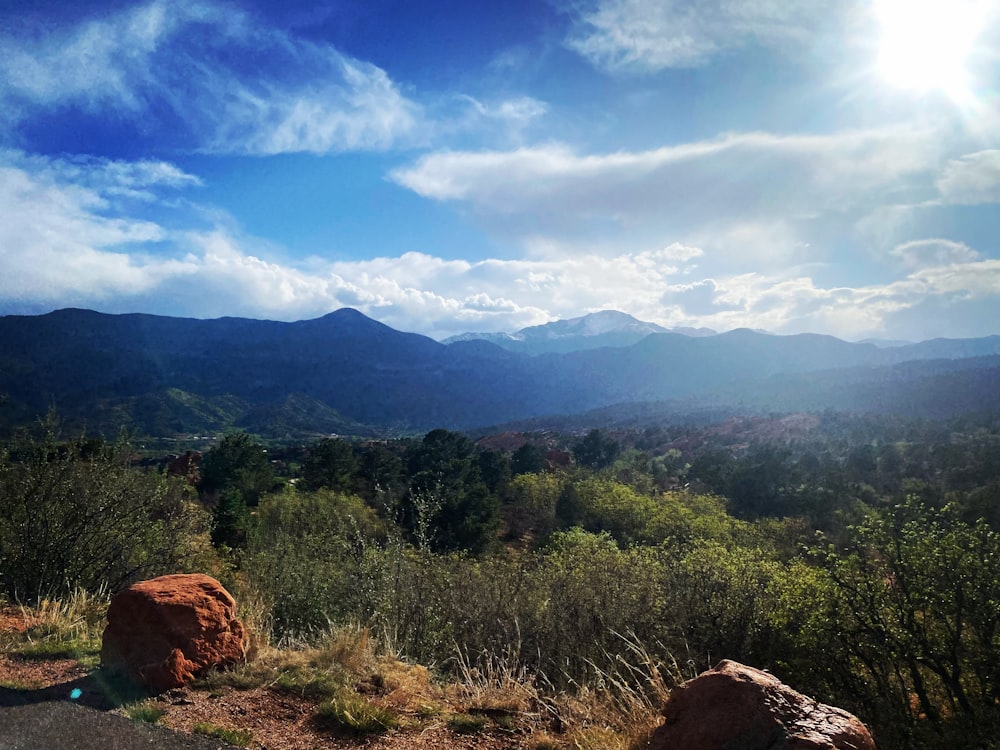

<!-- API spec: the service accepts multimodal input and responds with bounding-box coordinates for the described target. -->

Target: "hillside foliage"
[2,412,1000,748]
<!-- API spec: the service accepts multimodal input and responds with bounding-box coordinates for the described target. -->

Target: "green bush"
[778,498,1000,744]
[0,428,214,600]
[241,488,386,637]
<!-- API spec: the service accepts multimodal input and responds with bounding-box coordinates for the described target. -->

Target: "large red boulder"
[101,574,246,693]
[651,660,876,750]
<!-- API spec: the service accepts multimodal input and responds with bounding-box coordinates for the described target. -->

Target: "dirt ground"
[0,606,550,750]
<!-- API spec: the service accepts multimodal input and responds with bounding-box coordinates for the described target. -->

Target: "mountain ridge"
[1,308,998,438]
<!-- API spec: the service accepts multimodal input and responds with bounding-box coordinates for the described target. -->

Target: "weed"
[527,732,564,749]
[192,722,253,747]
[315,691,398,735]
[193,666,267,692]
[565,726,625,750]
[0,678,38,690]
[416,702,443,718]
[447,712,488,734]
[274,667,345,700]
[13,639,99,661]
[452,639,543,716]
[127,705,165,724]
[3,588,108,674]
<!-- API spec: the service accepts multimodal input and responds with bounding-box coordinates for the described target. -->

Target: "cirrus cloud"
[0,0,421,155]
[564,0,854,72]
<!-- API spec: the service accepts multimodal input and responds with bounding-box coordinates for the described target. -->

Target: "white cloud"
[204,57,420,155]
[0,0,420,154]
[0,151,204,312]
[565,0,852,72]
[671,254,1000,340]
[3,148,997,342]
[890,239,981,269]
[662,279,737,316]
[936,150,1000,204]
[390,127,942,266]
[392,129,939,207]
[656,242,703,263]
[907,259,1000,298]
[459,95,549,125]
[3,150,202,203]
[688,220,807,269]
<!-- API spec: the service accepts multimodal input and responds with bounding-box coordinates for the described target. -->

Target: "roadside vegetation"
[3,411,1000,749]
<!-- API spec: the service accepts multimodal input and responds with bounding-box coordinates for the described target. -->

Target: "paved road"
[0,701,229,750]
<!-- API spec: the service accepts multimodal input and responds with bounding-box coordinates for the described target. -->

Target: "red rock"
[545,449,572,470]
[651,660,876,750]
[166,451,202,484]
[100,574,246,693]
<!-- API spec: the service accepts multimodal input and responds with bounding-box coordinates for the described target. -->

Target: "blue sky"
[1,0,999,341]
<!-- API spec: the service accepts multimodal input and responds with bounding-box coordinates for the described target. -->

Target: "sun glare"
[875,0,987,100]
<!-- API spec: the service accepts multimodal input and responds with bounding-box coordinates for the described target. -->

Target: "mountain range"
[1,308,998,438]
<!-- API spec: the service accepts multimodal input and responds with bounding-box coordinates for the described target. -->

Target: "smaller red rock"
[651,660,876,750]
[101,574,246,693]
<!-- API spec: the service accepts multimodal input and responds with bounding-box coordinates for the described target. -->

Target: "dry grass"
[553,635,682,750]
[443,634,678,750]
[451,642,547,715]
[0,588,109,668]
[15,588,108,641]
[3,595,677,750]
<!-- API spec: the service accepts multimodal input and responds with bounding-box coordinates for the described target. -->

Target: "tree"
[243,488,386,636]
[572,429,620,470]
[211,488,252,549]
[302,437,359,493]
[199,432,275,506]
[402,429,500,553]
[511,443,546,476]
[504,472,565,540]
[726,446,792,518]
[477,448,511,496]
[355,441,406,503]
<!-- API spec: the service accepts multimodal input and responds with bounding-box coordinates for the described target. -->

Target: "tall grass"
[2,587,109,665]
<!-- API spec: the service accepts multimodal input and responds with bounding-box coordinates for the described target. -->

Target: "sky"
[1,0,999,342]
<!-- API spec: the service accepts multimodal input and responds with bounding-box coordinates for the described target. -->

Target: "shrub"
[240,488,385,638]
[0,428,214,600]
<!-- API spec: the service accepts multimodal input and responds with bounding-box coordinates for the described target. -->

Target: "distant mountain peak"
[525,310,664,339]
[443,311,715,354]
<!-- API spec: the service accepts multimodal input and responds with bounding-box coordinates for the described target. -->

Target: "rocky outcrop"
[545,449,573,470]
[166,451,202,484]
[651,660,875,750]
[100,574,246,693]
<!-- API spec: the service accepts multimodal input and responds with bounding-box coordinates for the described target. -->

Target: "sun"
[874,0,987,100]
